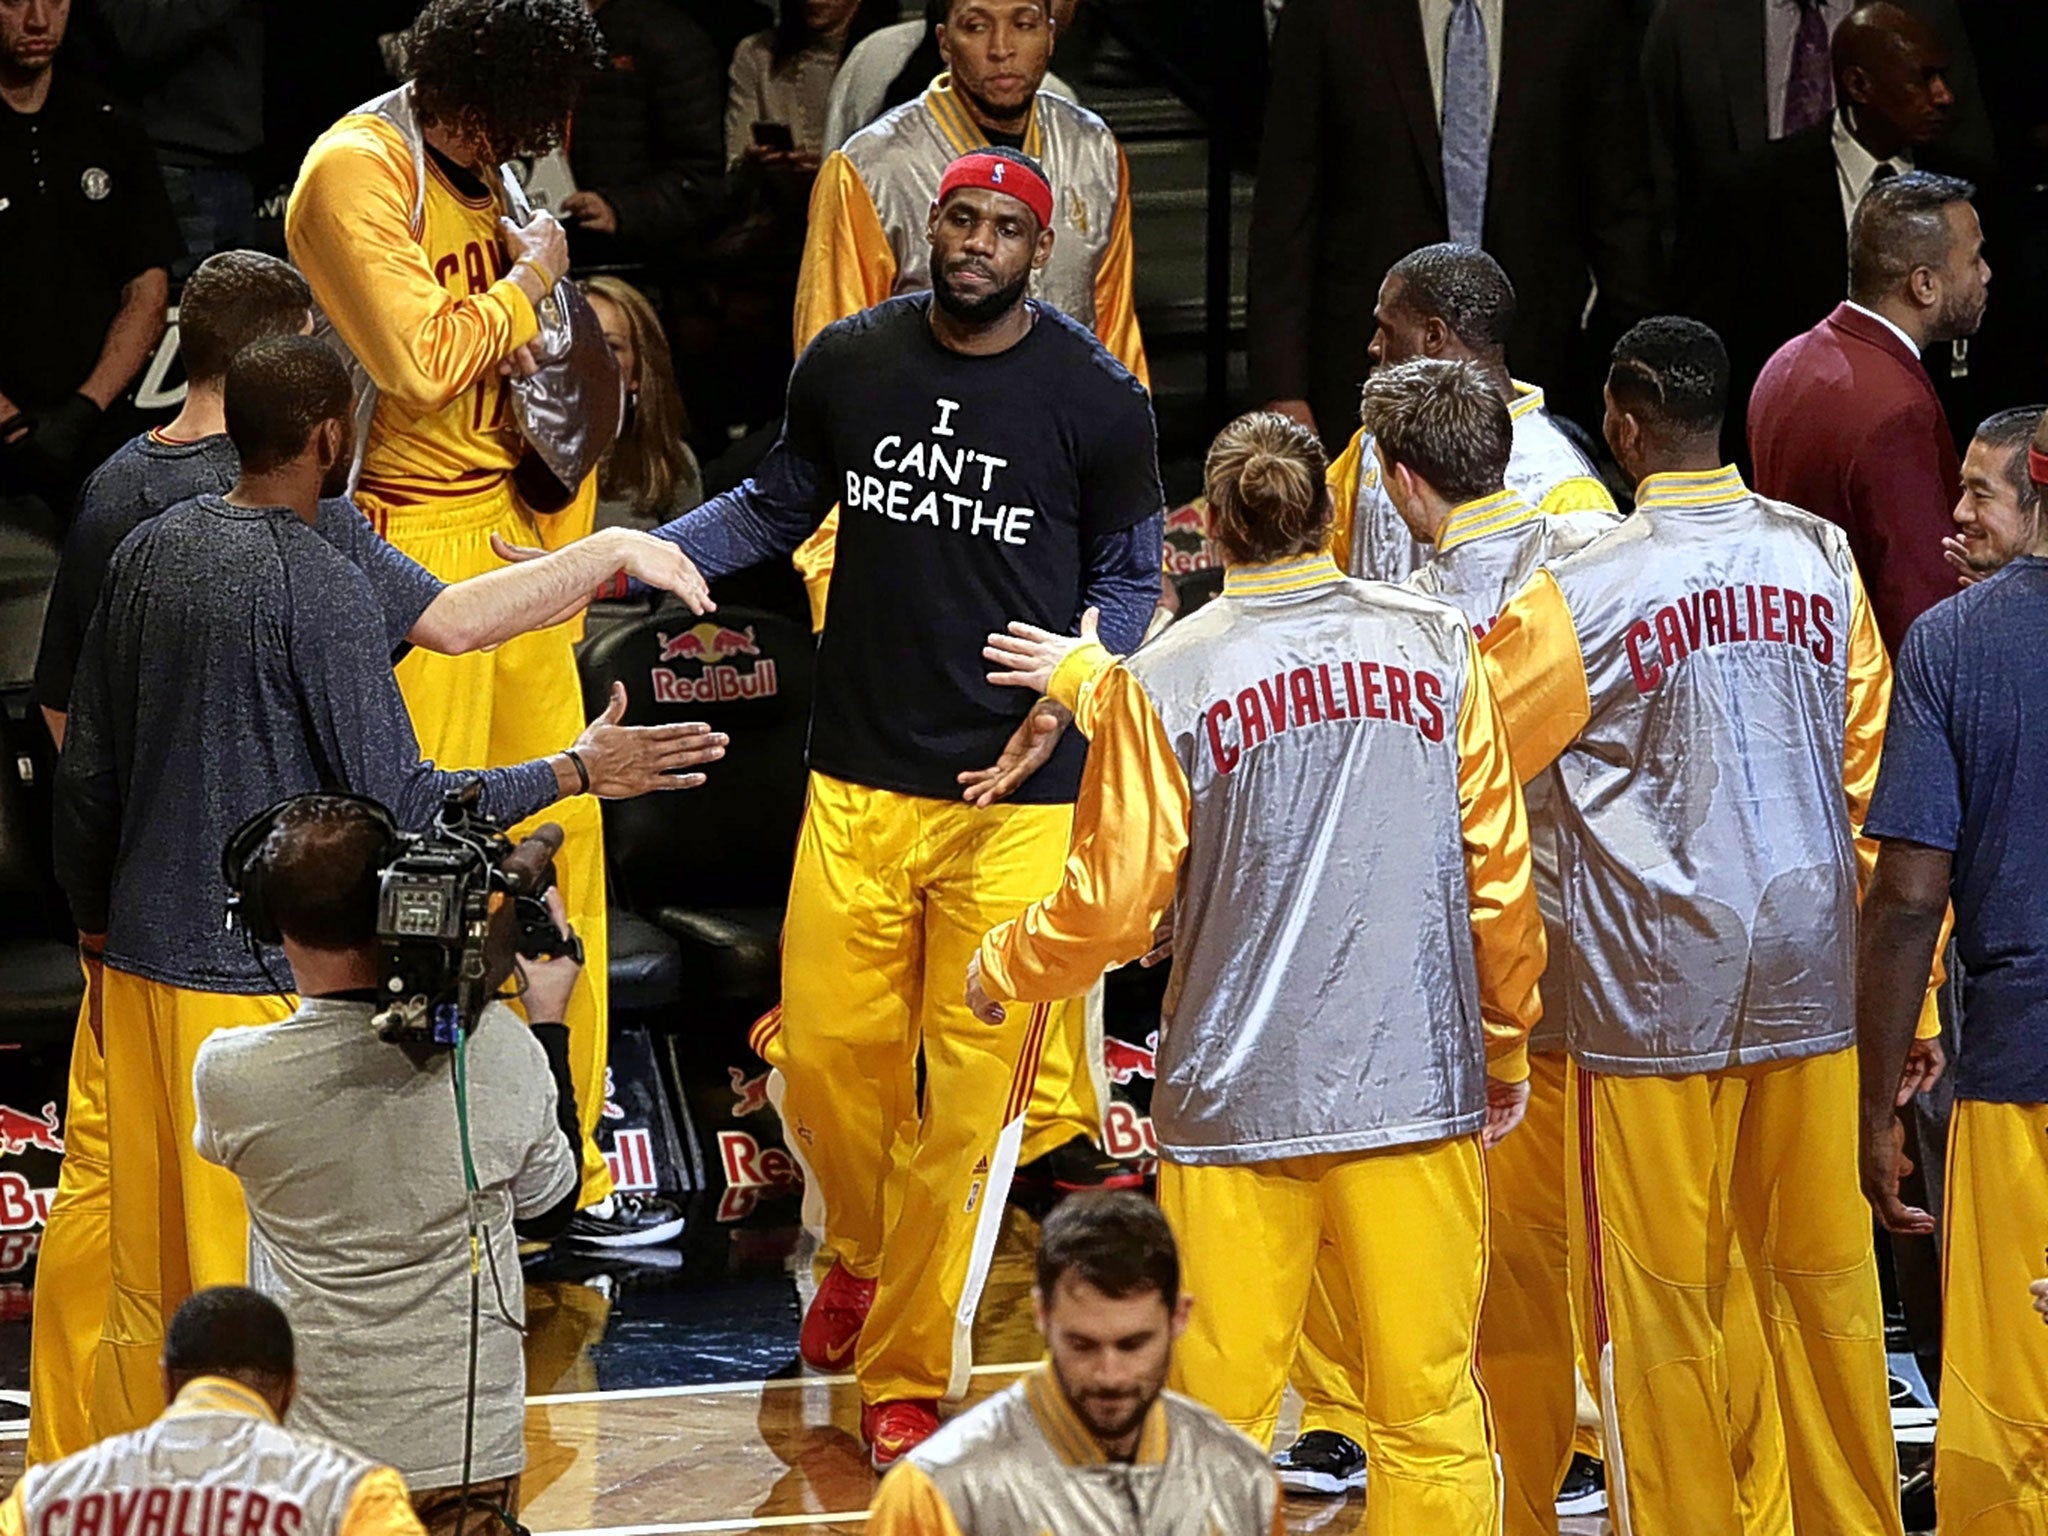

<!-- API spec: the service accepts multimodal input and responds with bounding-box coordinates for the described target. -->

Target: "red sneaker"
[798,1260,876,1372]
[862,1400,940,1470]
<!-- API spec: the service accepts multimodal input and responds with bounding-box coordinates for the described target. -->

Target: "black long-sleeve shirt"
[651,296,1164,805]
[55,495,558,990]
[569,0,727,258]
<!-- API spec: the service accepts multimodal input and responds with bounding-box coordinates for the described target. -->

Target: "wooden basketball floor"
[1,1202,1610,1534]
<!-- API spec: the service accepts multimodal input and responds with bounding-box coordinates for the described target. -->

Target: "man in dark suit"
[1247,0,1659,451]
[1750,170,1990,652]
[1642,0,1991,258]
[1676,3,1982,461]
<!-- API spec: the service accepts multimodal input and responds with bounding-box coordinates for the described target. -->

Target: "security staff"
[1479,317,1942,1536]
[0,0,181,509]
[1,1289,426,1536]
[971,409,1541,1534]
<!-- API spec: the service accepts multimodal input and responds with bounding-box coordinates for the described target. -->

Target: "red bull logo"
[0,1103,61,1158]
[1103,1031,1157,1086]
[1162,500,1223,576]
[650,621,779,704]
[0,1171,53,1232]
[728,1066,772,1120]
[602,1067,625,1122]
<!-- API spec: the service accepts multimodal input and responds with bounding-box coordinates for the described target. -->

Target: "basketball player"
[1479,317,1942,1535]
[53,336,719,1443]
[285,0,665,1240]
[970,409,1541,1535]
[1327,245,1615,584]
[642,151,1162,1465]
[1278,358,1613,1529]
[787,0,1149,1188]
[24,249,704,1467]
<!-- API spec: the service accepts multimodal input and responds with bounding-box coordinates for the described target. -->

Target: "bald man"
[1677,0,1980,460]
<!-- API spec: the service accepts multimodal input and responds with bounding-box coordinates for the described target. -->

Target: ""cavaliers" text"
[1203,661,1447,774]
[1626,584,1837,694]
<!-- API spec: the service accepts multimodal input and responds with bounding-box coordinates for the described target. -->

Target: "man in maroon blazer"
[1750,169,1989,651]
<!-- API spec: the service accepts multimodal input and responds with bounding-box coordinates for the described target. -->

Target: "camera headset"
[223,784,581,1052]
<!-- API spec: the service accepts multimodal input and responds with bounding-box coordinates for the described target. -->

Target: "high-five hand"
[983,606,1101,695]
[566,681,728,797]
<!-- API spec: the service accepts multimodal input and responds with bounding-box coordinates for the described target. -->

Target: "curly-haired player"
[284,0,685,1246]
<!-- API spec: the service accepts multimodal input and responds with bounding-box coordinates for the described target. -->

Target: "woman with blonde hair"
[966,409,1542,1536]
[581,275,704,528]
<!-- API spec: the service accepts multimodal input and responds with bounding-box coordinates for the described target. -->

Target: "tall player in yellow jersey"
[775,0,1149,1215]
[287,0,682,1240]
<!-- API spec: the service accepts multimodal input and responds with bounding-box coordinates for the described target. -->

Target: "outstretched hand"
[1481,1076,1530,1148]
[569,680,728,798]
[489,529,716,616]
[959,699,1071,808]
[1860,1113,1936,1236]
[983,607,1101,695]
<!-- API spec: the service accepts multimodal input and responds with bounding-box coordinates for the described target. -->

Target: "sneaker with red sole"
[1015,1136,1147,1193]
[798,1260,876,1372]
[862,1400,940,1470]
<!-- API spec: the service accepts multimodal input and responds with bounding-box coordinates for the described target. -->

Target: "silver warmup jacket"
[1408,490,1617,1053]
[1521,468,1870,1075]
[1129,559,1494,1164]
[890,1369,1279,1536]
[7,1380,392,1536]
[1346,383,1608,583]
[840,79,1124,327]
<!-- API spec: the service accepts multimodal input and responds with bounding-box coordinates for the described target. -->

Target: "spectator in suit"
[1677,2,1976,461]
[1642,0,1991,258]
[563,0,727,269]
[1247,0,1660,450]
[1749,170,1989,652]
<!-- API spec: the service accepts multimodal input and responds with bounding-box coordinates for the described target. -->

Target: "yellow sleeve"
[1477,569,1592,785]
[792,152,898,353]
[1841,568,1949,1038]
[338,1467,427,1536]
[1323,429,1367,573]
[868,1462,966,1536]
[1,1481,27,1536]
[1091,146,1150,390]
[978,644,1192,1002]
[1455,631,1544,1083]
[284,121,538,415]
[1536,475,1619,517]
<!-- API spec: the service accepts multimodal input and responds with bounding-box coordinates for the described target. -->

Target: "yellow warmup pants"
[764,772,1079,1404]
[1569,1048,1901,1536]
[89,968,296,1439]
[359,476,612,1206]
[1293,1052,1584,1534]
[790,518,1099,1166]
[27,972,108,1465]
[1158,1139,1500,1536]
[1937,1098,2048,1534]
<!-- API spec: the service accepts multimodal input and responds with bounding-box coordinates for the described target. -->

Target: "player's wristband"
[563,748,591,794]
[516,254,556,292]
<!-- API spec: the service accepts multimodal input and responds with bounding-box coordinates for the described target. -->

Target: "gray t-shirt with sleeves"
[53,494,556,989]
[192,998,577,1488]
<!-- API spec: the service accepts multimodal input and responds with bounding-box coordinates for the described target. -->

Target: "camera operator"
[191,800,588,1536]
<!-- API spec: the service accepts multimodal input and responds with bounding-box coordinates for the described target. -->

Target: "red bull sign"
[603,1126,659,1194]
[1103,1030,1157,1086]
[0,1103,61,1158]
[1162,499,1223,576]
[650,622,778,704]
[728,1067,772,1119]
[0,1172,54,1232]
[715,1129,804,1222]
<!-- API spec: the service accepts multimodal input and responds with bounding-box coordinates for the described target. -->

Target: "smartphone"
[752,121,796,153]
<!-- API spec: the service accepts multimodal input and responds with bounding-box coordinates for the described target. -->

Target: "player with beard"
[52,337,721,1441]
[633,150,1162,1466]
[867,1193,1280,1536]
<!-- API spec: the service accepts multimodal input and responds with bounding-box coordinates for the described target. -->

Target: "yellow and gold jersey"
[286,115,539,502]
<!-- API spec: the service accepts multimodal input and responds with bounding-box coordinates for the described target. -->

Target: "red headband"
[2031,444,2048,489]
[937,151,1054,230]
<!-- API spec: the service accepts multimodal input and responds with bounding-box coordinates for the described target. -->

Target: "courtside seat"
[578,602,813,1030]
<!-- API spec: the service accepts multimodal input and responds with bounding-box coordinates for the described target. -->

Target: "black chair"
[0,695,84,1042]
[578,602,814,1029]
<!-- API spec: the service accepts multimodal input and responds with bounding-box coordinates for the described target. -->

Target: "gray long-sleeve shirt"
[55,494,559,992]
